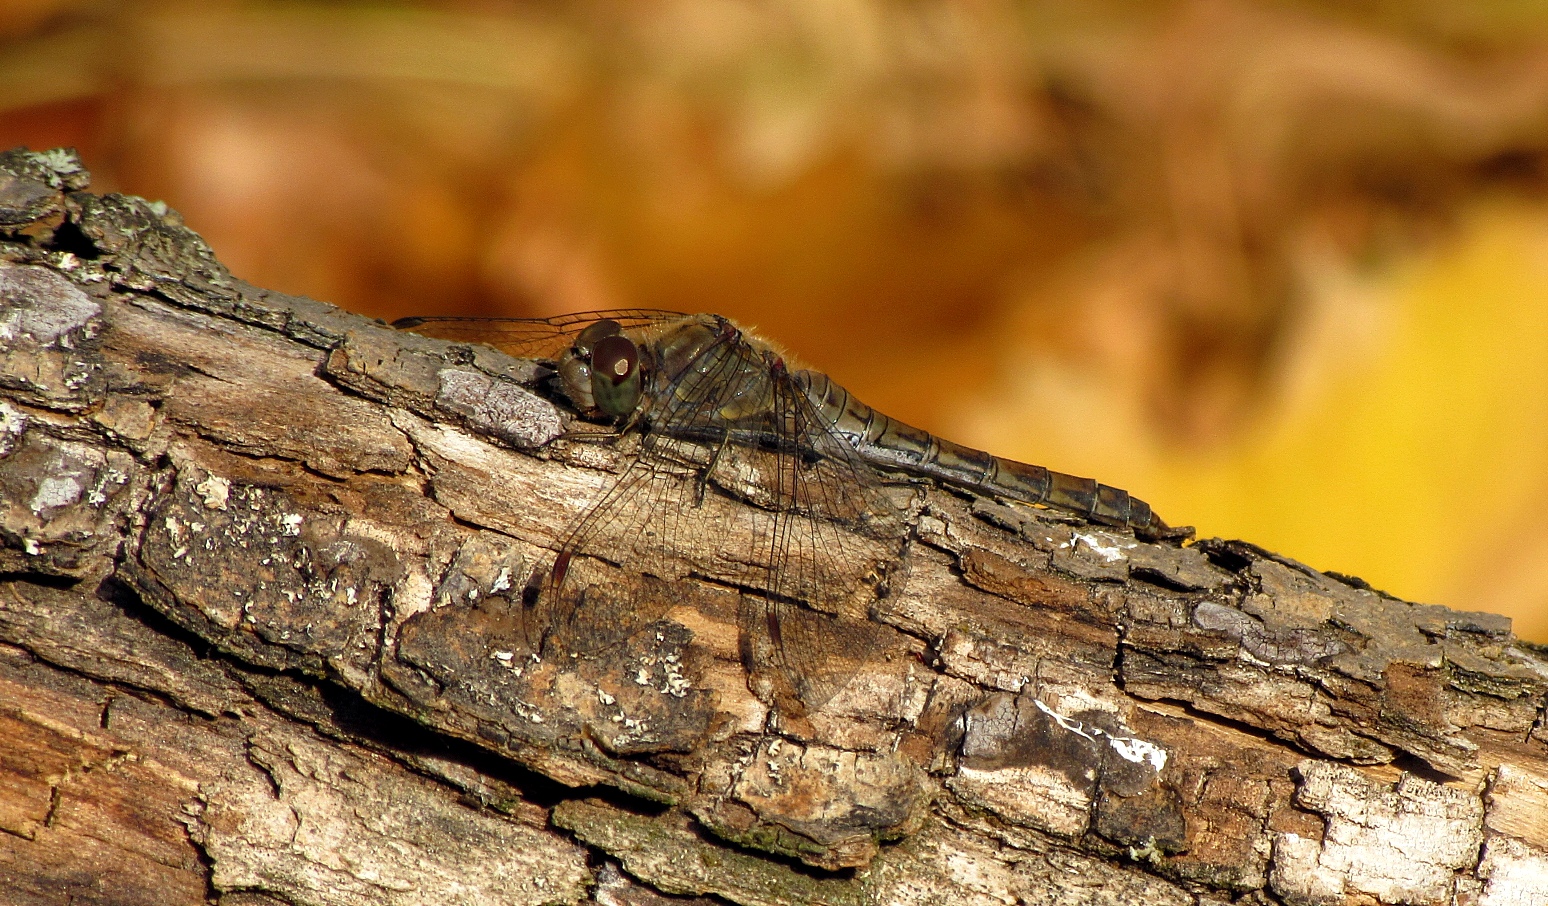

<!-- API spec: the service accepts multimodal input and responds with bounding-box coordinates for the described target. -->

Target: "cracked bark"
[2,147,1547,906]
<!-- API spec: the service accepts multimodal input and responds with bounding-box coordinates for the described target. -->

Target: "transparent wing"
[391,308,697,653]
[627,330,908,710]
[722,359,912,712]
[393,310,689,361]
[535,449,710,655]
[534,322,755,655]
[538,327,910,714]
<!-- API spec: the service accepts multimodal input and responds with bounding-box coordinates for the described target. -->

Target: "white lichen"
[490,568,513,594]
[1070,532,1128,563]
[195,474,231,510]
[31,475,82,514]
[660,659,691,697]
[1034,699,1168,772]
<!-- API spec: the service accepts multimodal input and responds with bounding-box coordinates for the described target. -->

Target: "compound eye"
[589,335,642,418]
[574,319,622,354]
[593,335,637,381]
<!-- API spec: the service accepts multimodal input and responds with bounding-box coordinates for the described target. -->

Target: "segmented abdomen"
[796,370,1186,541]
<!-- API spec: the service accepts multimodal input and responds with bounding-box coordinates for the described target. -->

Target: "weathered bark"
[1,147,1546,906]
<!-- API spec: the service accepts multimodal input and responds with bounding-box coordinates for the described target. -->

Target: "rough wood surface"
[2,147,1547,905]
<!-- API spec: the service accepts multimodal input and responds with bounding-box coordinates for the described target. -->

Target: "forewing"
[393,310,688,361]
[668,354,910,712]
[393,309,733,656]
[536,447,711,655]
[535,321,751,655]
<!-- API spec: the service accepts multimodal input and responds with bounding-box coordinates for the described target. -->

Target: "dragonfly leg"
[552,402,648,444]
[556,426,623,444]
[694,432,731,506]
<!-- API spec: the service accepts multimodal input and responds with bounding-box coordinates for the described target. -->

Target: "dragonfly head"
[559,319,644,420]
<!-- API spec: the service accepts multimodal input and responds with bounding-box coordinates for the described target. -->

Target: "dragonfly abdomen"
[797,370,1185,541]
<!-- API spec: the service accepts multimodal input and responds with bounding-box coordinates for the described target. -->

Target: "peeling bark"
[2,148,1548,905]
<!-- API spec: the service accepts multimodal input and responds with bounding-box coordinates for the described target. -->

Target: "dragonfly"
[395,310,1190,710]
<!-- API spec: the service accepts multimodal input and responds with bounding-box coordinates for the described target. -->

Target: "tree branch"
[2,148,1547,905]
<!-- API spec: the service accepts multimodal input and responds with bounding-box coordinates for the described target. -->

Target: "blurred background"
[4,0,1548,638]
